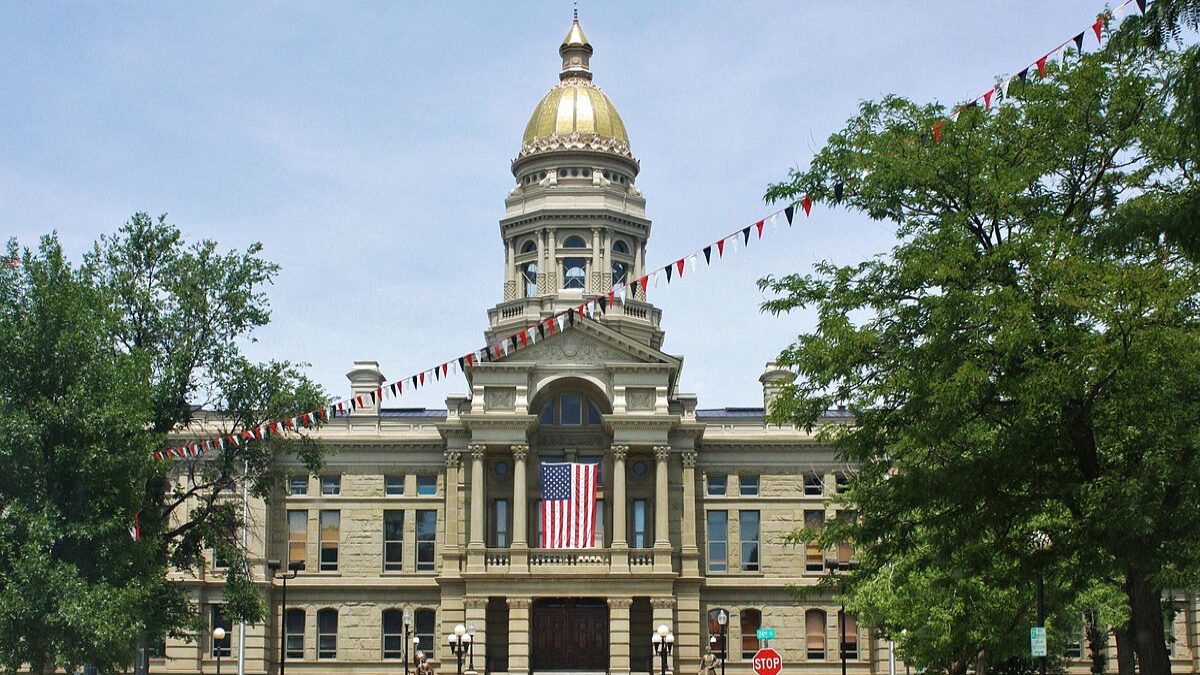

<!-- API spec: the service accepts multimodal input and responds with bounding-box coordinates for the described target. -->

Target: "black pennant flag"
[742,226,751,245]
[1136,0,1146,12]
[537,322,546,339]
[434,366,440,381]
[598,295,608,313]
[1017,67,1029,89]
[631,279,640,296]
[784,205,795,224]
[510,335,519,352]
[703,245,712,264]
[664,264,673,282]
[369,390,377,404]
[457,356,465,371]
[567,309,575,325]
[834,182,845,201]
[1073,32,1084,51]
[411,375,418,388]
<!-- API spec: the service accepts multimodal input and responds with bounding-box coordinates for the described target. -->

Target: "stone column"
[507,598,531,675]
[547,230,558,291]
[609,598,633,675]
[651,597,677,675]
[611,444,629,570]
[653,446,672,571]
[467,444,487,571]
[680,450,700,578]
[465,597,488,675]
[504,239,517,301]
[443,450,463,577]
[511,444,529,570]
[590,227,601,293]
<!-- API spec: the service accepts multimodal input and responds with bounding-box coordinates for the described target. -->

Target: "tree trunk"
[1126,567,1171,675]
[1084,610,1105,674]
[1115,625,1136,675]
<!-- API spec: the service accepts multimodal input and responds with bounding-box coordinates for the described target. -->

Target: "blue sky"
[1,1,1123,409]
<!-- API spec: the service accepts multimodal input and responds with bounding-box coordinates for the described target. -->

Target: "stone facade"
[156,14,1200,675]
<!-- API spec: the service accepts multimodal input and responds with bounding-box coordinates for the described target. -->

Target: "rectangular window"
[317,609,338,659]
[212,544,229,570]
[417,475,437,496]
[384,510,404,571]
[835,474,849,493]
[632,499,649,548]
[385,475,405,496]
[321,475,340,496]
[288,475,309,496]
[839,613,858,660]
[804,474,823,496]
[707,474,727,496]
[560,393,583,425]
[147,640,167,661]
[739,510,760,572]
[382,610,404,659]
[285,609,305,659]
[416,510,437,571]
[707,510,728,573]
[806,610,826,659]
[804,510,825,571]
[287,510,307,567]
[319,510,339,572]
[740,610,762,659]
[594,498,605,547]
[836,511,856,567]
[739,475,760,496]
[210,605,232,657]
[415,609,436,656]
[492,499,510,548]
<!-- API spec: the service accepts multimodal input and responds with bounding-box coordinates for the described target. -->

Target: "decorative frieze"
[649,597,675,610]
[627,387,655,411]
[507,598,531,609]
[484,387,516,411]
[465,597,489,610]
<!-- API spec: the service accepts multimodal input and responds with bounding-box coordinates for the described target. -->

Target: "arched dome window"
[612,261,628,286]
[521,240,537,254]
[562,235,587,248]
[539,393,603,426]
[612,240,629,255]
[522,262,538,297]
[562,258,586,289]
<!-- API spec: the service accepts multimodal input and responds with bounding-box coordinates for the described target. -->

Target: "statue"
[699,648,719,675]
[416,652,435,675]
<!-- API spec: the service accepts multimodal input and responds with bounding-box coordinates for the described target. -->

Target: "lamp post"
[266,559,304,675]
[212,627,226,675]
[447,624,471,675]
[652,624,674,675]
[826,559,860,675]
[404,608,414,675]
[1031,531,1052,675]
[467,624,477,673]
[716,610,727,675]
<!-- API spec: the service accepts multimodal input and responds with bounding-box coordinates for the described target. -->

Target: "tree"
[0,215,327,674]
[762,18,1198,675]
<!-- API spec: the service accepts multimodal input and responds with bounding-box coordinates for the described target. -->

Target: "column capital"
[511,444,529,460]
[653,445,672,462]
[611,444,630,460]
[468,443,487,460]
[608,598,633,609]
[649,597,675,610]
[681,450,697,468]
[465,597,489,610]
[507,598,531,609]
[445,450,463,468]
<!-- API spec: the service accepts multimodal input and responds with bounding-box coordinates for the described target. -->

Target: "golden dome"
[522,80,629,147]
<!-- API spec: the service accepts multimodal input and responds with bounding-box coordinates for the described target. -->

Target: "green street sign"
[1030,627,1047,657]
[756,628,776,640]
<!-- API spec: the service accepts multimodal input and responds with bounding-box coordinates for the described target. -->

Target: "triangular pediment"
[500,318,678,368]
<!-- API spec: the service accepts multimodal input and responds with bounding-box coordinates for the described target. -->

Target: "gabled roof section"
[495,315,680,369]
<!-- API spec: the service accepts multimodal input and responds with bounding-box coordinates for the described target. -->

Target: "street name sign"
[752,647,783,675]
[756,628,776,641]
[1030,627,1047,657]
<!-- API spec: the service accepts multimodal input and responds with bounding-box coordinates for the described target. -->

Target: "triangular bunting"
[784,205,795,224]
[1092,17,1104,43]
[801,196,812,216]
[664,263,673,282]
[703,245,712,263]
[755,219,765,238]
[717,239,725,257]
[676,259,686,277]
[1073,32,1084,51]
[1036,55,1048,78]
[983,88,994,110]
[741,226,751,245]
[834,182,845,200]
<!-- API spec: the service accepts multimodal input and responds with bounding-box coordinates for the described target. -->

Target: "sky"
[0,0,1126,411]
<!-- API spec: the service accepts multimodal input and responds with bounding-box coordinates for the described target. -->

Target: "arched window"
[839,612,858,660]
[317,608,338,659]
[562,235,587,248]
[613,239,629,254]
[539,394,604,426]
[707,609,729,656]
[562,258,587,289]
[612,261,628,286]
[382,609,405,659]
[523,262,539,297]
[285,608,305,659]
[415,608,436,657]
[806,610,826,659]
[521,240,537,254]
[740,609,762,658]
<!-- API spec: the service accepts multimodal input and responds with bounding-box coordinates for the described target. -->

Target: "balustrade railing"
[529,548,611,567]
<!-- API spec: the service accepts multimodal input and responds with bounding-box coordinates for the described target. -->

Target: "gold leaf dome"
[522,81,629,147]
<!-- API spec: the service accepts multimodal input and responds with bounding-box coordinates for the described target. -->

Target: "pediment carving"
[512,330,640,366]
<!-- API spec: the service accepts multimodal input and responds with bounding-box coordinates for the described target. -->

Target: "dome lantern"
[559,9,593,81]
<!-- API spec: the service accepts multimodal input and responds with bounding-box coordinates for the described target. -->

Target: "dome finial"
[560,6,593,80]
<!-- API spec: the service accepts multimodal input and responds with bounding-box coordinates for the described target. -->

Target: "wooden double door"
[531,598,610,672]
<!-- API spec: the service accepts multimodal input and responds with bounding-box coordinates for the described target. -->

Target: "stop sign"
[752,648,783,675]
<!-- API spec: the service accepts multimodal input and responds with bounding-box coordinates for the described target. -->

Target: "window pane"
[587,401,602,425]
[707,609,728,656]
[739,475,759,496]
[289,475,308,495]
[740,610,762,658]
[707,475,726,496]
[382,610,404,659]
[612,261,628,286]
[539,401,555,424]
[707,511,728,572]
[806,610,826,659]
[804,474,823,495]
[560,394,582,425]
[523,262,538,297]
[288,510,307,566]
[562,258,586,289]
[594,498,605,547]
[839,613,858,659]
[493,499,509,548]
[805,510,825,571]
[317,609,338,659]
[384,510,404,571]
[321,475,340,495]
[320,510,339,572]
[286,609,305,659]
[211,605,232,657]
[740,510,760,572]
[385,475,405,496]
[415,609,436,655]
[417,475,437,496]
[632,500,648,548]
[417,510,437,571]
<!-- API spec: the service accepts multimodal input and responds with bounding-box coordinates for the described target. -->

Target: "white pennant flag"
[556,314,566,332]
[688,254,698,272]
[767,213,779,231]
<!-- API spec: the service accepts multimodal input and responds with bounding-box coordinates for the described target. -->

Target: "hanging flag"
[717,239,726,257]
[1135,0,1146,13]
[607,289,616,306]
[539,461,599,549]
[933,121,944,144]
[755,220,765,238]
[703,245,712,263]
[1072,32,1084,52]
[784,205,795,224]
[1092,17,1104,42]
[1037,55,1049,78]
[1017,67,1029,89]
[442,363,449,377]
[638,275,648,296]
[676,259,686,278]
[129,512,141,541]
[739,226,750,246]
[664,263,673,282]
[834,182,845,200]
[801,196,813,216]
[598,295,608,313]
[983,88,994,110]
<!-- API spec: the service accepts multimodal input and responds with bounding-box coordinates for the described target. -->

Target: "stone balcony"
[478,546,664,574]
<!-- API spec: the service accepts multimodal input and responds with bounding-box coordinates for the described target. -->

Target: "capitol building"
[157,15,1198,675]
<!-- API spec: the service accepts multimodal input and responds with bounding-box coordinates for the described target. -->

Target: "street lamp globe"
[652,633,662,645]
[404,608,413,627]
[463,633,472,644]
[455,624,466,637]
[212,627,226,642]
[657,624,669,637]
[717,610,728,626]
[666,633,675,644]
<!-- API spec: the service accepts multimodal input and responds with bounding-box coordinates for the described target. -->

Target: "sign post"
[752,648,783,675]
[1030,627,1047,657]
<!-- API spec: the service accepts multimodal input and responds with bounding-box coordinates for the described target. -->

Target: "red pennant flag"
[519,331,528,347]
[442,363,449,377]
[283,417,294,430]
[675,259,685,277]
[546,318,555,335]
[638,275,648,294]
[466,354,475,368]
[154,451,164,461]
[933,120,944,144]
[607,290,615,305]
[755,219,765,238]
[577,304,586,318]
[356,395,365,408]
[129,512,141,541]
[300,413,311,426]
[419,372,425,386]
[1036,55,1048,78]
[1092,17,1103,42]
[717,239,726,257]
[983,88,994,110]
[801,196,812,216]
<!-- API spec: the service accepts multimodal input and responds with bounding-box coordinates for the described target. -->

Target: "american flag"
[539,462,599,548]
